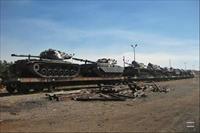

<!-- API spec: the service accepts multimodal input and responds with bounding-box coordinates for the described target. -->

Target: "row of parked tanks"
[10,49,194,79]
[10,49,195,79]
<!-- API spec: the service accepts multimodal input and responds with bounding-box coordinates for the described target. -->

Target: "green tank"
[73,58,124,77]
[123,61,153,78]
[10,49,80,78]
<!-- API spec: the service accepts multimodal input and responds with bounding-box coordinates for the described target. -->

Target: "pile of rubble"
[46,82,172,102]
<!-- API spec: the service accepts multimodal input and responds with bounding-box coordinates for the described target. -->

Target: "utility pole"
[169,59,171,68]
[131,44,137,61]
[184,62,187,70]
[123,56,125,68]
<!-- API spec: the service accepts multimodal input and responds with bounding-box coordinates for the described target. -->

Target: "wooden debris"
[45,90,84,101]
[152,81,162,92]
[112,93,135,99]
[46,81,171,102]
[46,90,82,96]
[134,90,147,98]
[73,93,126,101]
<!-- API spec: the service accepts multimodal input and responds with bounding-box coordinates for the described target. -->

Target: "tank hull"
[123,67,154,78]
[80,64,124,77]
[10,59,80,78]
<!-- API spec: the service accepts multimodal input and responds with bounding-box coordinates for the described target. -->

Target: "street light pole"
[123,56,125,68]
[131,44,137,61]
[169,59,172,68]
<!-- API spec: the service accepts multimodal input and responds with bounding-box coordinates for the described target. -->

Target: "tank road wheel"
[48,69,53,76]
[58,69,64,76]
[64,70,69,76]
[41,68,48,76]
[53,69,58,76]
[70,69,77,76]
[33,63,40,72]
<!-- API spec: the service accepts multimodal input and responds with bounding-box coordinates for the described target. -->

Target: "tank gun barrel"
[72,57,96,64]
[11,54,40,59]
[125,62,132,66]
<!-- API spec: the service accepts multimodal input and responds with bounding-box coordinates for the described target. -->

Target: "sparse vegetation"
[0,60,13,79]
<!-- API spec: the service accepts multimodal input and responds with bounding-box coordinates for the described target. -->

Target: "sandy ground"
[0,77,199,132]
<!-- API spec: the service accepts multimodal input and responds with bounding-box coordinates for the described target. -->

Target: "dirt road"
[0,78,199,132]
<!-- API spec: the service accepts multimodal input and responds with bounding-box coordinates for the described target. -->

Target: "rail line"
[2,76,193,94]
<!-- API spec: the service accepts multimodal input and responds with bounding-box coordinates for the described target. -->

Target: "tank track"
[31,62,80,78]
[12,60,80,78]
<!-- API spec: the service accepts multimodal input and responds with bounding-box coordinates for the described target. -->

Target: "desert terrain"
[0,77,199,132]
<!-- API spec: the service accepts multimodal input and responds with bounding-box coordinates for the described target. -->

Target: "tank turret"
[40,49,73,60]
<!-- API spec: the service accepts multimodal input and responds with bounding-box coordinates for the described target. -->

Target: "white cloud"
[18,18,198,47]
[72,51,199,70]
[1,19,199,70]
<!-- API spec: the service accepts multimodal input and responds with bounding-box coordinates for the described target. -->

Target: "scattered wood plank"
[46,81,170,102]
[74,94,126,101]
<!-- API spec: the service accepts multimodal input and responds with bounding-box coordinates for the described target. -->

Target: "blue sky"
[0,0,199,70]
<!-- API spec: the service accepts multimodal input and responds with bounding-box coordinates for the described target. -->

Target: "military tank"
[72,57,124,77]
[179,69,194,77]
[186,70,195,77]
[146,63,167,78]
[123,61,154,78]
[10,49,80,78]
